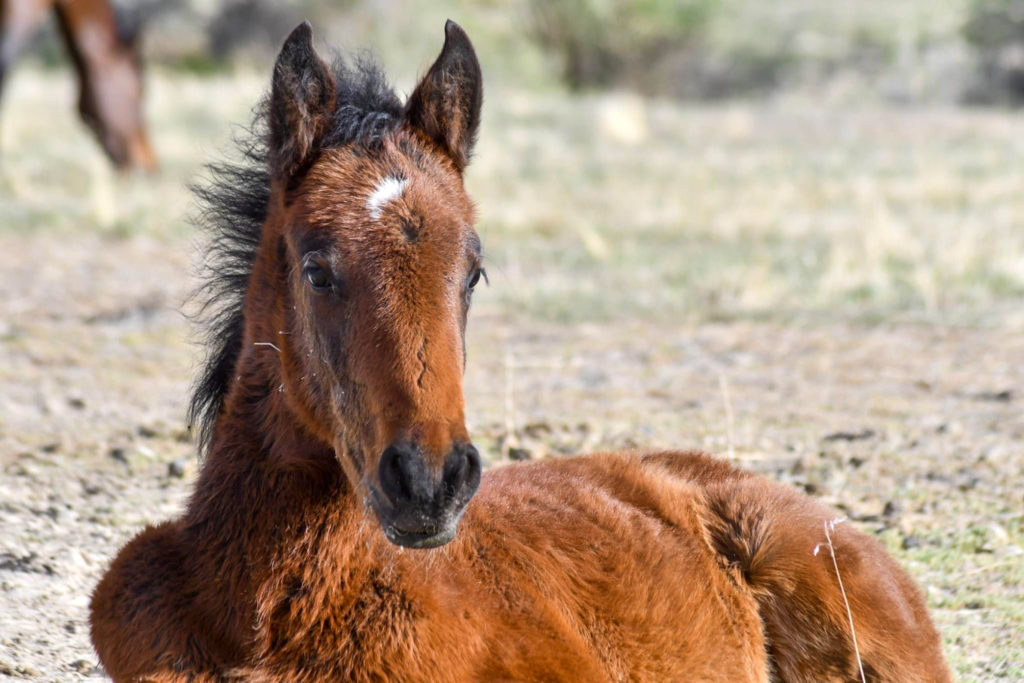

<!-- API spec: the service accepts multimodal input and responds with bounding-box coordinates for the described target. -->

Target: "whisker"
[254,341,282,352]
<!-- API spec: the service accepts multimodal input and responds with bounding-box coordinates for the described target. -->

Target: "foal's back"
[453,452,769,681]
[454,451,948,682]
[92,450,948,680]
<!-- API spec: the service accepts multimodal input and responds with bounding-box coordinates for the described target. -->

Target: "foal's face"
[267,22,484,548]
[286,136,483,547]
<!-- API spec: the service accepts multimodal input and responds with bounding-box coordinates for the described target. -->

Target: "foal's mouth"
[383,523,457,549]
[367,485,468,549]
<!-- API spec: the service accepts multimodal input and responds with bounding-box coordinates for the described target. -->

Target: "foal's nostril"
[379,443,416,503]
[442,443,482,505]
[378,441,481,515]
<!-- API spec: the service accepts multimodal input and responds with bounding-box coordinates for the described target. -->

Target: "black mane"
[187,54,403,455]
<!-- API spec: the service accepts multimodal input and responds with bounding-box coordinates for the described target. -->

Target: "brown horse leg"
[702,477,951,682]
[90,522,234,682]
[51,0,156,169]
[0,0,52,102]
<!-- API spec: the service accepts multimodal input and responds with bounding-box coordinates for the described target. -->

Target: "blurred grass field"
[1,1,1023,679]
[3,66,1024,326]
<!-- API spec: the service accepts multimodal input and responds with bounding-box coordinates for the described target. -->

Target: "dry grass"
[5,67,1024,325]
[815,518,866,683]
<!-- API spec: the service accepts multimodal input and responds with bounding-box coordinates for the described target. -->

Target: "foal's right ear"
[269,22,336,181]
[404,20,483,173]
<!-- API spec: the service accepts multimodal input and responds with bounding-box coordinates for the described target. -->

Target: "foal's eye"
[467,267,485,290]
[304,263,332,293]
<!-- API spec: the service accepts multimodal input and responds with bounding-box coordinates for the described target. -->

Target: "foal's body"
[96,450,770,680]
[94,446,945,681]
[91,21,949,682]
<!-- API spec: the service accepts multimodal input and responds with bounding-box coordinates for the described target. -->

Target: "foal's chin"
[369,496,469,550]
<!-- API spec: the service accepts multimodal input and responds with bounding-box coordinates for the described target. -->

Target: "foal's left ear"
[269,22,337,181]
[405,20,483,173]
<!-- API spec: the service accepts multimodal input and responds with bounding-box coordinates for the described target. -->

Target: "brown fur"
[0,0,156,169]
[90,22,950,682]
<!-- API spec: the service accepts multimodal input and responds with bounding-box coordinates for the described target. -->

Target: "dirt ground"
[0,231,1020,680]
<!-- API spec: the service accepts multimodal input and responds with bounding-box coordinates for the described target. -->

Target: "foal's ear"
[405,20,483,173]
[269,22,336,181]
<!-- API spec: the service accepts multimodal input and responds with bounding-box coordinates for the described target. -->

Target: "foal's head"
[246,22,483,548]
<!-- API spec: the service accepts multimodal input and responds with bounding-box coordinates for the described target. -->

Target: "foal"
[91,21,950,681]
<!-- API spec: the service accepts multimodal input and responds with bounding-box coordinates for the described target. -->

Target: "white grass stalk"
[816,518,866,683]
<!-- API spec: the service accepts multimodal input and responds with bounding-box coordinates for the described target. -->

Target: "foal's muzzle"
[371,441,481,548]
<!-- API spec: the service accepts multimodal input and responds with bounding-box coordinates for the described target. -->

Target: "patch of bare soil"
[1,234,1020,680]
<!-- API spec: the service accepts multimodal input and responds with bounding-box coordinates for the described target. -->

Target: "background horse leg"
[51,0,156,169]
[0,0,52,122]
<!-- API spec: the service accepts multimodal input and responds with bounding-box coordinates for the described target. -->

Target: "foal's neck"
[200,353,345,496]
[189,322,356,537]
[186,215,376,575]
[185,364,370,653]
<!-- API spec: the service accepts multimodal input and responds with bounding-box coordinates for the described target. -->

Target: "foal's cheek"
[299,298,354,394]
